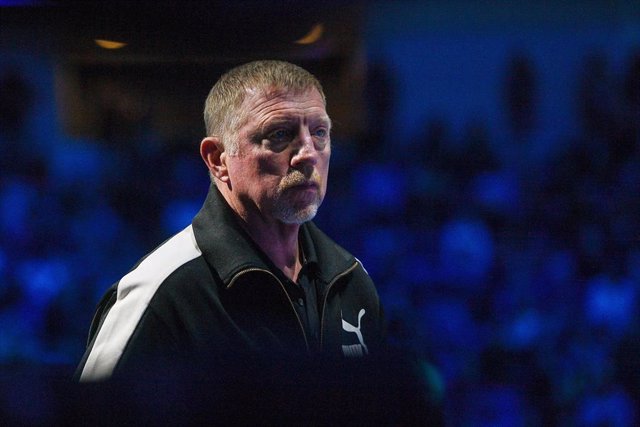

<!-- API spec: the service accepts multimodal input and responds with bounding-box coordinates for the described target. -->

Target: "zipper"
[227,267,309,351]
[319,260,359,349]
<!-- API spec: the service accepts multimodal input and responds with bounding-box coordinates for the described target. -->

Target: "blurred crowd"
[1,47,639,425]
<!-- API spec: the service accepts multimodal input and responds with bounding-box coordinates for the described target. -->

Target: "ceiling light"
[295,23,324,45]
[94,39,127,50]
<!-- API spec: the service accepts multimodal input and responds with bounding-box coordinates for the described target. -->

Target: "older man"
[76,60,384,381]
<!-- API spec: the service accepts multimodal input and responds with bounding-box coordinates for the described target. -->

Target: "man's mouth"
[292,181,318,188]
[281,170,321,193]
[286,181,319,193]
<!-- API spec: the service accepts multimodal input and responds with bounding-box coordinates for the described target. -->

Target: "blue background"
[1,1,640,424]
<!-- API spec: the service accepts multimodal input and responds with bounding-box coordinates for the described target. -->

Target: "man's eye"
[314,128,328,138]
[263,129,293,152]
[313,128,330,149]
[268,129,292,143]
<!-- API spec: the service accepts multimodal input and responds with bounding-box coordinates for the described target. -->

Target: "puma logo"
[341,309,368,357]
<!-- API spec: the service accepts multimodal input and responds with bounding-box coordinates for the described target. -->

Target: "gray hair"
[203,60,326,154]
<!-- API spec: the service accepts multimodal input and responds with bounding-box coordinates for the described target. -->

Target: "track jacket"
[76,185,384,381]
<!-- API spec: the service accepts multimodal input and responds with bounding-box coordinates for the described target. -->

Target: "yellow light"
[294,23,324,45]
[94,39,127,50]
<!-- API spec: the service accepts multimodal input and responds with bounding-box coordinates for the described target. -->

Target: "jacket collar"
[192,184,356,286]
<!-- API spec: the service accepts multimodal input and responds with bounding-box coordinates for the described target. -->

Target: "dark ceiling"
[0,1,368,140]
[1,1,364,62]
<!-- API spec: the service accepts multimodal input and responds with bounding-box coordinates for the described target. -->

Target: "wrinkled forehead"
[243,84,325,106]
[235,85,328,128]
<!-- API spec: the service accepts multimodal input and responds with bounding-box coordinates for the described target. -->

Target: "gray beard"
[273,199,320,224]
[273,169,322,224]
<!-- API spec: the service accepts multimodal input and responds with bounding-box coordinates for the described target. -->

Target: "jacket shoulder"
[77,225,206,381]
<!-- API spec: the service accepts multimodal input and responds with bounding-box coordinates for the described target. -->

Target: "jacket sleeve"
[74,282,187,382]
[109,307,185,380]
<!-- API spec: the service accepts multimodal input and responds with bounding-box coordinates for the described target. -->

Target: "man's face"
[225,87,331,225]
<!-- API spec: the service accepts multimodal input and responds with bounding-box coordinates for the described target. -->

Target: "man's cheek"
[256,155,286,176]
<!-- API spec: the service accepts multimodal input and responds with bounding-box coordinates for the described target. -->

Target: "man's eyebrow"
[263,117,297,127]
[257,114,332,134]
[247,119,293,141]
[318,117,332,128]
[305,113,331,125]
[258,118,297,134]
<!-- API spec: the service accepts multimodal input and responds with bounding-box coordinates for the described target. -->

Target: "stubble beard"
[273,170,323,225]
[274,201,320,225]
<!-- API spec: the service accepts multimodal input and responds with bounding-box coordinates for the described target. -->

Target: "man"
[76,60,385,382]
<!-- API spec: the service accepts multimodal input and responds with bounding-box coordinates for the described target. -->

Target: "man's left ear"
[200,137,229,182]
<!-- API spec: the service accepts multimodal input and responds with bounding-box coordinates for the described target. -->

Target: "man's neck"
[219,186,303,281]
[239,213,302,282]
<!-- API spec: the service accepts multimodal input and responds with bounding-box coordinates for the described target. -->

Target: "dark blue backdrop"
[1,1,640,425]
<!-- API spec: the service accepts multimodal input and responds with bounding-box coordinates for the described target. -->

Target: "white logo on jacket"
[341,309,368,357]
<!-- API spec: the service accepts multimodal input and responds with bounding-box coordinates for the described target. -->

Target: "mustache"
[281,170,320,188]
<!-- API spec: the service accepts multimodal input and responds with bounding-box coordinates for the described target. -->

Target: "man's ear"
[200,137,229,183]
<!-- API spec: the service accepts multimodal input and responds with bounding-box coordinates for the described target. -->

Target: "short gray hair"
[203,60,326,153]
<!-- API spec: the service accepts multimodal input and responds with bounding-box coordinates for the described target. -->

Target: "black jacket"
[76,185,384,381]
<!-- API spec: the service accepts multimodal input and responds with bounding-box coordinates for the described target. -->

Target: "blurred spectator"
[584,275,637,341]
[621,49,640,124]
[438,217,495,289]
[503,53,537,138]
[0,68,33,134]
[576,54,617,141]
[0,179,38,249]
[575,388,637,427]
[454,121,499,188]
[454,384,536,427]
[353,161,408,220]
[363,60,396,159]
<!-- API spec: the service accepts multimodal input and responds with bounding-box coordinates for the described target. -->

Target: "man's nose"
[290,129,318,168]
